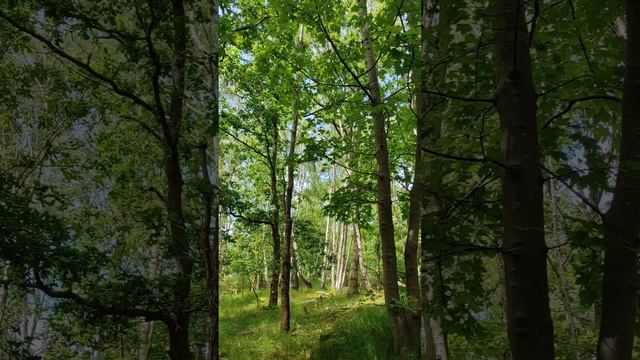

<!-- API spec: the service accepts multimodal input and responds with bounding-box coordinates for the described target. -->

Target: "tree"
[597,1,640,358]
[491,0,555,358]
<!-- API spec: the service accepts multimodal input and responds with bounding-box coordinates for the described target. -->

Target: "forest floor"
[219,285,392,360]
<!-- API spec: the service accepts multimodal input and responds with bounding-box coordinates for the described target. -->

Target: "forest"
[0,0,638,359]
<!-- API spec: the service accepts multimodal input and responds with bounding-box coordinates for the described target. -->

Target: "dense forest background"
[0,0,638,359]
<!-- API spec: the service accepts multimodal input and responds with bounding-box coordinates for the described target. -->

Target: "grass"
[219,285,393,360]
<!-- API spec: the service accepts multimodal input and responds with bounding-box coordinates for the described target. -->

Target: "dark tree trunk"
[164,0,193,358]
[491,0,554,359]
[268,114,281,309]
[347,224,360,295]
[167,315,191,360]
[597,2,640,359]
[281,86,299,332]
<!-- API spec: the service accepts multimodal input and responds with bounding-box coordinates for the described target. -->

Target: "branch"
[221,127,269,160]
[23,273,169,323]
[0,10,157,115]
[424,89,495,104]
[225,210,273,225]
[540,163,604,217]
[422,146,509,170]
[233,15,272,32]
[542,95,621,129]
[315,14,373,102]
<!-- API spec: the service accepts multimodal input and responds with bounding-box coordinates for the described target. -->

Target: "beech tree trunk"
[597,2,640,359]
[357,0,415,355]
[492,0,554,358]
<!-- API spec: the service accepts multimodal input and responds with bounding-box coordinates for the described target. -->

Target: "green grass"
[219,286,392,360]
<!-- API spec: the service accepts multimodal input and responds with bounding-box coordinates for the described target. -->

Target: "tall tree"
[281,73,301,332]
[355,0,417,354]
[597,1,640,358]
[491,0,555,358]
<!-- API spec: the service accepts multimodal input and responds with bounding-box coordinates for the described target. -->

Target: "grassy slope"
[219,287,392,360]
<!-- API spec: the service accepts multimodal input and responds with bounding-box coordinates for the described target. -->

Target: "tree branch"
[0,10,157,115]
[542,95,621,129]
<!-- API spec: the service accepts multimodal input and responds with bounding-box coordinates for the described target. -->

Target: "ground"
[219,286,392,360]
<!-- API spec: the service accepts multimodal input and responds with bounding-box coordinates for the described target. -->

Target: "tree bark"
[357,0,415,355]
[268,114,281,309]
[597,2,640,359]
[354,223,373,293]
[491,0,555,358]
[165,1,193,358]
[321,215,331,289]
[281,80,300,332]
[292,237,312,288]
[347,224,360,295]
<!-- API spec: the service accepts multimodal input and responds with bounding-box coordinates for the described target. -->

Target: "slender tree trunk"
[348,224,360,295]
[281,79,300,332]
[597,2,640,358]
[357,0,414,355]
[332,222,342,289]
[354,223,372,293]
[292,237,312,288]
[492,0,554,358]
[263,230,270,286]
[321,215,331,289]
[548,180,580,360]
[340,226,351,289]
[268,114,281,308]
[139,321,154,360]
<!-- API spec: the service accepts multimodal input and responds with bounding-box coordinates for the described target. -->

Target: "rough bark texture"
[357,0,415,355]
[281,89,299,332]
[597,1,640,359]
[492,0,555,359]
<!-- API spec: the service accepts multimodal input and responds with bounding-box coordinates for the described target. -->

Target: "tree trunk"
[413,1,449,358]
[165,1,193,358]
[357,0,415,355]
[268,114,281,309]
[492,0,555,358]
[321,215,331,289]
[293,237,312,288]
[139,321,154,360]
[281,77,300,332]
[354,223,373,293]
[597,2,640,359]
[347,224,360,295]
[333,222,343,289]
[168,319,191,360]
[548,180,580,360]
[340,226,351,289]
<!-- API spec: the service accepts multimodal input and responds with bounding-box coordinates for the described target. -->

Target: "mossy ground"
[219,286,393,360]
